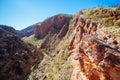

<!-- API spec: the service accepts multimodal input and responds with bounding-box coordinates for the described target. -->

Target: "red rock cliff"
[35,14,72,39]
[69,12,120,80]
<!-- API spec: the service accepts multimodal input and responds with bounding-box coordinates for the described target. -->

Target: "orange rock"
[35,14,72,39]
[69,13,120,80]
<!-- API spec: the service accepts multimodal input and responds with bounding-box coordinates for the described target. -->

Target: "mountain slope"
[0,25,18,36]
[35,14,72,39]
[0,25,44,80]
[26,6,120,80]
[69,7,120,80]
[22,14,72,49]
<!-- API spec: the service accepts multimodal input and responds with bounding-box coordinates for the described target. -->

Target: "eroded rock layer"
[69,15,120,80]
[35,14,72,39]
[72,33,120,80]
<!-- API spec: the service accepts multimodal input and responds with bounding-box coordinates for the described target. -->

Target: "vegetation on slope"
[29,50,72,80]
[82,7,120,27]
[22,34,44,48]
[25,6,120,80]
[81,6,120,42]
[0,25,44,80]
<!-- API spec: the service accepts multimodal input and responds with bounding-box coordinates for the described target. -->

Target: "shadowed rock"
[0,26,44,80]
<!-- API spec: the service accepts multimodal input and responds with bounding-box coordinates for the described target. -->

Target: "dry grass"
[22,34,44,48]
[28,49,73,80]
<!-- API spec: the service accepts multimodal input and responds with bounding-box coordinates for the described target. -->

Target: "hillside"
[25,6,120,80]
[22,14,72,48]
[1,6,120,80]
[69,7,120,79]
[0,25,44,80]
[0,25,18,36]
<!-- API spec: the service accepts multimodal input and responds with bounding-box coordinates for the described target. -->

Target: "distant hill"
[18,14,72,39]
[17,24,37,38]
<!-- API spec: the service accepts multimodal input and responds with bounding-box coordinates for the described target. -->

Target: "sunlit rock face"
[69,12,120,80]
[35,14,72,39]
[0,25,44,80]
[72,33,120,80]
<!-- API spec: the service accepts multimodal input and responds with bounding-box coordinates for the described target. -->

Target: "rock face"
[35,14,72,50]
[94,8,120,19]
[18,14,72,39]
[69,12,120,80]
[35,14,72,39]
[0,26,44,80]
[71,33,120,80]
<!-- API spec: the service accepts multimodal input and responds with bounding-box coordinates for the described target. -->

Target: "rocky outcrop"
[35,14,72,39]
[94,8,120,19]
[36,14,72,50]
[71,33,120,80]
[0,26,44,80]
[69,12,120,80]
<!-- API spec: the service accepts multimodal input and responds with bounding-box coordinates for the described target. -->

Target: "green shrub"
[102,17,115,27]
[84,9,94,18]
[30,65,35,71]
[47,74,54,80]
[116,5,120,10]
[61,53,69,60]
[114,20,120,27]
[92,13,110,20]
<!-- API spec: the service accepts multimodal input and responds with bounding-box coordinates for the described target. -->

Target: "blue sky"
[0,0,120,30]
